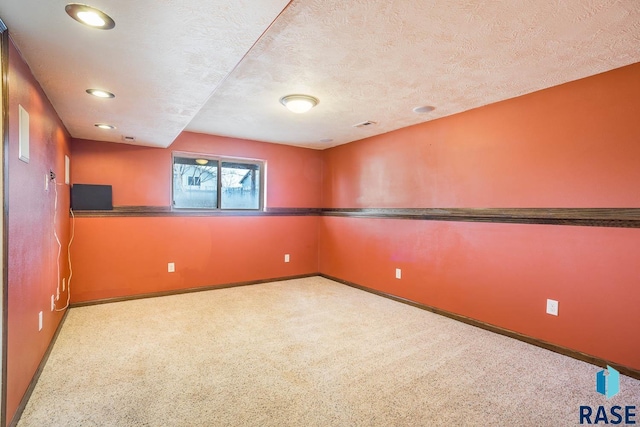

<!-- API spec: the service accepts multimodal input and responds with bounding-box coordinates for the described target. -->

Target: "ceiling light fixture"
[86,89,115,98]
[94,123,115,130]
[195,159,209,165]
[279,94,319,114]
[413,105,435,114]
[65,4,115,29]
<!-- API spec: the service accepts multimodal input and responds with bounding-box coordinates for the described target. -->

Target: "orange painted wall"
[70,132,323,302]
[319,63,640,371]
[72,132,323,208]
[71,216,318,302]
[6,40,72,424]
[323,63,640,208]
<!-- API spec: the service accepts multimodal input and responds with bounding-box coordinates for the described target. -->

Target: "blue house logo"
[596,365,620,399]
[579,366,635,424]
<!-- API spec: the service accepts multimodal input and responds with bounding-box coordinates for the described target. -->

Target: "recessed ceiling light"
[413,105,435,114]
[280,94,319,114]
[86,89,115,98]
[65,4,115,29]
[94,123,115,130]
[319,138,333,143]
[195,159,209,165]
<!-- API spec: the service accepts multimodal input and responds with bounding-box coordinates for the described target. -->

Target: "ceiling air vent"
[353,120,377,128]
[122,135,136,142]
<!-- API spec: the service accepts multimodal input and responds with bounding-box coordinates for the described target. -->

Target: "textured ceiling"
[0,0,291,147]
[1,0,639,149]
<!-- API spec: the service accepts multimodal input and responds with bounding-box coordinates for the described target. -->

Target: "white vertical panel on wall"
[18,104,29,163]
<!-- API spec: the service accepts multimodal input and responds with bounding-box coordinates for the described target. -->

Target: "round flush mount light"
[413,105,435,114]
[319,138,333,143]
[280,94,319,114]
[94,123,115,130]
[195,159,209,165]
[66,4,115,29]
[86,88,115,98]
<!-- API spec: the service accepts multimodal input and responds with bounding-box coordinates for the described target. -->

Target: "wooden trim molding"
[70,273,319,307]
[321,207,640,228]
[73,206,640,228]
[72,206,322,218]
[1,19,9,427]
[320,273,640,381]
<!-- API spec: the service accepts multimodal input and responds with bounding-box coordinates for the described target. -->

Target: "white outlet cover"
[168,262,175,272]
[38,311,43,331]
[395,268,402,279]
[51,295,55,311]
[284,254,290,263]
[546,299,559,316]
[45,173,49,191]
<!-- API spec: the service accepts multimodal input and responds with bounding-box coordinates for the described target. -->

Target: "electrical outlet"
[38,311,43,331]
[546,299,559,316]
[62,278,66,292]
[49,169,56,181]
[395,268,402,279]
[284,254,290,263]
[51,295,55,311]
[168,262,175,273]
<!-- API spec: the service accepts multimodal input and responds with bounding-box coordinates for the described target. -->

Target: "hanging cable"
[55,207,74,312]
[53,177,62,301]
[53,179,75,312]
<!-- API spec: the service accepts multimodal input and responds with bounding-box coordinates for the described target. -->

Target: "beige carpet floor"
[17,276,640,426]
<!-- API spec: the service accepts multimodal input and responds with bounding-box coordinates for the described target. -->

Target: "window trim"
[172,152,265,211]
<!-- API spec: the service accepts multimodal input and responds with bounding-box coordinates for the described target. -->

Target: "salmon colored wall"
[319,217,640,369]
[323,63,640,208]
[72,131,323,208]
[6,40,71,424]
[69,132,323,302]
[319,63,640,371]
[71,216,318,302]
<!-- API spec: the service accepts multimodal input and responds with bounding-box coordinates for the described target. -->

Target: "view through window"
[172,154,263,210]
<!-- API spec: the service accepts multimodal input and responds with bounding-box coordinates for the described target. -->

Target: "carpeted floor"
[17,276,640,426]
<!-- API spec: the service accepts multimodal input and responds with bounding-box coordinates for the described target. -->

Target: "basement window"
[172,153,264,210]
